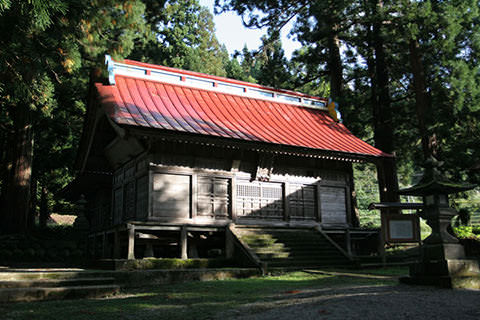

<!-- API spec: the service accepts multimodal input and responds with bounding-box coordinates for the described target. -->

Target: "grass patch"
[0,268,402,320]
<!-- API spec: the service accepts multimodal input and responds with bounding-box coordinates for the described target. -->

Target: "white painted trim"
[106,56,329,111]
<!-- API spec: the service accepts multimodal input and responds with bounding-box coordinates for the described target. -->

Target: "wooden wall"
[112,155,149,225]
[100,141,354,229]
[88,188,111,231]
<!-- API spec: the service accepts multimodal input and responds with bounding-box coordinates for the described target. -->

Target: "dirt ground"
[217,283,480,320]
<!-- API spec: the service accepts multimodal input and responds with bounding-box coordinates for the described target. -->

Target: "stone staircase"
[232,226,352,269]
[0,269,119,303]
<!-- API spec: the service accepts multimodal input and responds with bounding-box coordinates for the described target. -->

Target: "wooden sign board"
[381,213,420,243]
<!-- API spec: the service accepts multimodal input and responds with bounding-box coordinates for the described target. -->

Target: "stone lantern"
[398,157,478,288]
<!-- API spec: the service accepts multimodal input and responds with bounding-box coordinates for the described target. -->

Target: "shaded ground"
[1,267,479,320]
[219,283,480,320]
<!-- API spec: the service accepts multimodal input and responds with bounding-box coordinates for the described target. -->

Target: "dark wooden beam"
[126,126,387,164]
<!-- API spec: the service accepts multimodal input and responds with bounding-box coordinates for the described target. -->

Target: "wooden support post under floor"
[92,235,97,259]
[180,226,188,260]
[345,229,352,257]
[225,225,234,259]
[128,225,135,260]
[101,232,107,259]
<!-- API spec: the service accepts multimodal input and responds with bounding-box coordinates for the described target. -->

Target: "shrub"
[453,226,480,240]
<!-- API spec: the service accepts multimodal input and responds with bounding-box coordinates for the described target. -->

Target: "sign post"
[381,213,420,244]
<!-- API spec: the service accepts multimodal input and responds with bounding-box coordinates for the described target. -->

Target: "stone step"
[0,284,120,303]
[265,259,349,267]
[244,241,337,250]
[0,277,115,289]
[264,255,349,262]
[256,253,346,261]
[235,227,350,268]
[248,244,340,252]
[0,270,106,281]
[240,231,331,239]
[251,249,340,257]
[242,237,331,246]
[244,237,331,244]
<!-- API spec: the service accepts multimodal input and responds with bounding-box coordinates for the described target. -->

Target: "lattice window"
[236,181,283,219]
[237,184,261,198]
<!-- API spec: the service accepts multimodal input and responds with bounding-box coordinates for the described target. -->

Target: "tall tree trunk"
[39,185,48,228]
[364,0,399,203]
[0,123,12,200]
[28,176,38,229]
[327,22,343,102]
[0,104,33,234]
[372,5,394,154]
[409,39,437,160]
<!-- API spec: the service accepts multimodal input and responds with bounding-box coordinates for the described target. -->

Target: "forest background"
[0,0,479,233]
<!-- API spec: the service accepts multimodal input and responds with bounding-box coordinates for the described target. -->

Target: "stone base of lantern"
[422,243,466,260]
[400,255,480,289]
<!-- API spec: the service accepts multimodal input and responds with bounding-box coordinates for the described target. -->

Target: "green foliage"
[131,0,227,76]
[353,163,380,228]
[218,0,480,190]
[453,226,480,240]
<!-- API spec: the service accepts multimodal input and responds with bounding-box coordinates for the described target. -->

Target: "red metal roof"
[95,60,390,158]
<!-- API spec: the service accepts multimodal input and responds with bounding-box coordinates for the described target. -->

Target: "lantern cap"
[398,157,476,196]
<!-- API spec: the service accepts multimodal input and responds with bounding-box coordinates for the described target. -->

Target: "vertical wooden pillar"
[101,232,107,259]
[127,225,135,260]
[191,174,197,219]
[87,235,93,258]
[113,229,120,259]
[92,234,97,259]
[345,228,352,257]
[283,182,290,222]
[230,177,237,221]
[225,225,234,259]
[316,182,322,223]
[180,226,188,260]
[375,157,399,262]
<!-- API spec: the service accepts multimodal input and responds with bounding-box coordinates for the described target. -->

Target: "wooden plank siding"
[320,186,348,225]
[288,184,317,220]
[101,143,354,228]
[152,173,190,219]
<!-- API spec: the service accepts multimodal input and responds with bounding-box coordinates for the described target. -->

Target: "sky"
[198,0,301,58]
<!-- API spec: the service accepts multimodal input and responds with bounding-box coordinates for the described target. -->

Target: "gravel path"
[217,283,480,320]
